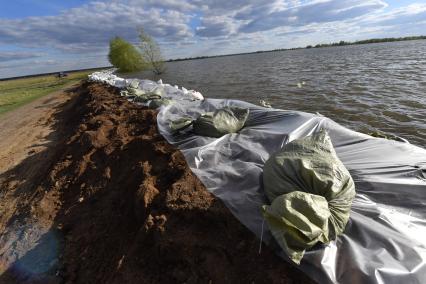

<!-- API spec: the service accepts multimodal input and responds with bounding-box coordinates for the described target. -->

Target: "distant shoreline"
[1,35,425,81]
[168,35,426,62]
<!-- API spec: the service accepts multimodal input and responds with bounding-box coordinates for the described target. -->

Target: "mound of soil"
[0,82,313,283]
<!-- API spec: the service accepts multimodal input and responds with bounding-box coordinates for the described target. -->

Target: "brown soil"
[0,82,314,284]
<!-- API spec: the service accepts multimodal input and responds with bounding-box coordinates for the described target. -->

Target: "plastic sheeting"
[90,70,426,284]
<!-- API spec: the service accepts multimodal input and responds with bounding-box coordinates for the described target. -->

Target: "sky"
[0,0,425,78]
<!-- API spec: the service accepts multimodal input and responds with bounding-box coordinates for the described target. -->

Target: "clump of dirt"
[0,82,314,283]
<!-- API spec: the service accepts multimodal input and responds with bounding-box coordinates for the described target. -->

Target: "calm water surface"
[127,40,426,147]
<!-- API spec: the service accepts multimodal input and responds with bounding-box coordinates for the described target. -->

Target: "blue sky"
[0,0,425,78]
[0,0,88,19]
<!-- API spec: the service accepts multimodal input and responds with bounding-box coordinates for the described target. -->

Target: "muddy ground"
[0,82,314,283]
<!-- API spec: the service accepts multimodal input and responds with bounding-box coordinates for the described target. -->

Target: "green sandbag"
[193,107,249,138]
[170,117,193,132]
[125,85,164,102]
[128,88,146,97]
[148,98,173,109]
[129,80,140,89]
[169,107,249,138]
[133,93,162,103]
[262,130,355,264]
[120,88,145,98]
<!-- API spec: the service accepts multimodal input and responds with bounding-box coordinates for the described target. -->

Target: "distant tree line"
[307,36,426,49]
[169,35,426,62]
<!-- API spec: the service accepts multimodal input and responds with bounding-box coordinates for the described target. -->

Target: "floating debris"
[259,100,272,108]
[297,81,306,88]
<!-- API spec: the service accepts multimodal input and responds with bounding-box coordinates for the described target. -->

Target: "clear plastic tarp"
[90,70,426,284]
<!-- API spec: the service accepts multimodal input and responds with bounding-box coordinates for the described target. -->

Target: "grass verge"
[0,71,91,115]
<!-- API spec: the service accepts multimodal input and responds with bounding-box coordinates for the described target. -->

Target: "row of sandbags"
[119,80,173,108]
[88,70,204,106]
[88,70,355,265]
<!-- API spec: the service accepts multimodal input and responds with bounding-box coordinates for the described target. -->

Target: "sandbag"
[193,107,249,138]
[148,98,173,109]
[262,130,355,264]
[128,88,146,97]
[129,80,140,89]
[122,85,164,102]
[120,88,146,98]
[149,86,166,97]
[170,117,193,132]
[169,107,249,137]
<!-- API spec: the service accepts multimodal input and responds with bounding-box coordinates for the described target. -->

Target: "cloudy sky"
[0,0,425,78]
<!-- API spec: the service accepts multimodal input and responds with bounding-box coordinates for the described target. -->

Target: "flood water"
[127,40,426,147]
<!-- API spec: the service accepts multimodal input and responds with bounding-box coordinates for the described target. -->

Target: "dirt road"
[0,85,80,173]
[0,84,82,281]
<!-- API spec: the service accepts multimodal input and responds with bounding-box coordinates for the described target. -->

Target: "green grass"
[0,71,91,115]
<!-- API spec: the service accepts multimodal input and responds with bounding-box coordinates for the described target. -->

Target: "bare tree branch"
[138,29,166,75]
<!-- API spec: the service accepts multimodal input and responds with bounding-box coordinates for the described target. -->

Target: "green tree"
[108,37,145,73]
[138,29,166,75]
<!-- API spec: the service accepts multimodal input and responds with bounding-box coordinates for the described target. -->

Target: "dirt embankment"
[0,82,313,283]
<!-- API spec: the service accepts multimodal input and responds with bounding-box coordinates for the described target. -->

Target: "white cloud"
[239,0,388,33]
[196,16,236,37]
[0,1,192,53]
[0,51,44,62]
